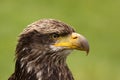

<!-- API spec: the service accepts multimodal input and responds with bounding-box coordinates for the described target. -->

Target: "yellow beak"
[54,33,89,55]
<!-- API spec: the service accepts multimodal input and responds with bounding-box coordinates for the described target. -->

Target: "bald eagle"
[9,19,89,80]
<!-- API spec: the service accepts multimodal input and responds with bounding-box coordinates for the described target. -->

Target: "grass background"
[0,0,120,80]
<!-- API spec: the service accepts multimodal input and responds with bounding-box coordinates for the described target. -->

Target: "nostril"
[73,36,78,39]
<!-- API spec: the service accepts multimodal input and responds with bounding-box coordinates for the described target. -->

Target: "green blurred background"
[0,0,120,80]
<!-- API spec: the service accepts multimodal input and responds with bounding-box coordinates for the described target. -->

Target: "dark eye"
[52,33,60,39]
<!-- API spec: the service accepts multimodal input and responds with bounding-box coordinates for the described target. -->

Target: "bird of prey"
[8,19,89,80]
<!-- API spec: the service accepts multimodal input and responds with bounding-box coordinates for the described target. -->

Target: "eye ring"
[52,33,60,39]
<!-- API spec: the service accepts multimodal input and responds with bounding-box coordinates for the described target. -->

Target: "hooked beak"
[54,32,89,55]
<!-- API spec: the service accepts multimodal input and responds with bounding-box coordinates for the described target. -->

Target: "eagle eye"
[51,33,60,39]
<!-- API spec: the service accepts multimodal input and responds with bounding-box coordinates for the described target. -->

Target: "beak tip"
[86,49,89,56]
[81,40,89,56]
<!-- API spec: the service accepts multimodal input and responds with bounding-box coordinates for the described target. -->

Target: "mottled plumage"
[9,19,89,80]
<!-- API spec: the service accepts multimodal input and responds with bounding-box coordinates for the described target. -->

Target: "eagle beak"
[54,32,89,55]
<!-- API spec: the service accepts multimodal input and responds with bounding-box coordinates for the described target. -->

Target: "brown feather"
[9,19,75,80]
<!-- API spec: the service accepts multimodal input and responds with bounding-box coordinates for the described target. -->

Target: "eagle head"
[9,19,89,80]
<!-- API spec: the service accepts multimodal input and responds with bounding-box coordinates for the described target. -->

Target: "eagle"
[9,19,89,80]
